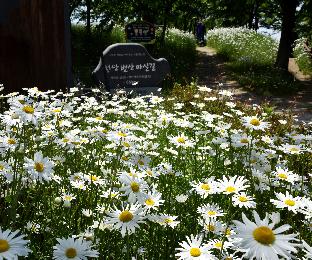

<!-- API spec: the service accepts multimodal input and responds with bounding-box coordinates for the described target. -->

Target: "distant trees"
[68,0,312,70]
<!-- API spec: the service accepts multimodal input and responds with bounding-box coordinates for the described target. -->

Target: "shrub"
[293,38,312,76]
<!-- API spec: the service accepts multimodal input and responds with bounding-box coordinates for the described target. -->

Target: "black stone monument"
[93,43,170,95]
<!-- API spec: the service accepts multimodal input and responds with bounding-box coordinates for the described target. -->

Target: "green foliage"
[207,27,300,95]
[293,38,312,76]
[71,24,126,86]
[152,28,197,89]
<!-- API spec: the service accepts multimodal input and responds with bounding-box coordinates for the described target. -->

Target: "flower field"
[0,87,311,259]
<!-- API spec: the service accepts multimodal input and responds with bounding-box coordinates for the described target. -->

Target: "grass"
[207,27,301,95]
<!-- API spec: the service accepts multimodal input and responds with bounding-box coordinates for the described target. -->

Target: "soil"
[195,46,312,123]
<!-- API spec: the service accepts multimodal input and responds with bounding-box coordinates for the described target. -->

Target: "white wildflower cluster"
[0,86,311,259]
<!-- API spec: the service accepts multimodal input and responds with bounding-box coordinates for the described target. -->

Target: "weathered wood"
[0,0,72,93]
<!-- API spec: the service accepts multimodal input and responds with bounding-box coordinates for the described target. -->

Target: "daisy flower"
[169,134,194,148]
[233,193,256,209]
[302,240,312,259]
[191,178,218,198]
[270,192,302,213]
[24,151,54,182]
[197,203,224,219]
[176,234,216,260]
[119,173,148,204]
[217,176,249,195]
[53,237,99,259]
[105,203,145,237]
[143,189,164,211]
[0,227,31,259]
[149,214,180,228]
[233,211,300,260]
[242,116,269,131]
[278,144,302,155]
[272,167,299,183]
[206,239,233,251]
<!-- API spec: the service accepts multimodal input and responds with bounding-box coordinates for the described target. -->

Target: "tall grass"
[207,27,300,95]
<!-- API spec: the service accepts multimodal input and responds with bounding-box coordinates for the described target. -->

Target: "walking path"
[195,46,312,123]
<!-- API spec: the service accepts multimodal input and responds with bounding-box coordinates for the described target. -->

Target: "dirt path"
[195,46,312,123]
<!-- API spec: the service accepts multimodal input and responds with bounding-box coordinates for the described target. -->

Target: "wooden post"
[0,0,72,93]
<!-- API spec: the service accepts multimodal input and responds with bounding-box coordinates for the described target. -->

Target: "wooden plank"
[0,0,72,93]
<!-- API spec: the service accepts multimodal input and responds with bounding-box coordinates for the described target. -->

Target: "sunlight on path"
[195,46,312,123]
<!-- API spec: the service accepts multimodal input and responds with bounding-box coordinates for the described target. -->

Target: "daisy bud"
[54,197,62,205]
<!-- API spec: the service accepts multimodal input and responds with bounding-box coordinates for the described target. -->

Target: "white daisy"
[270,191,302,213]
[105,203,145,237]
[272,167,299,183]
[53,237,99,259]
[191,178,218,198]
[24,151,54,182]
[197,203,224,219]
[0,227,31,259]
[217,176,249,195]
[233,193,256,208]
[233,211,300,260]
[243,116,270,131]
[176,234,216,260]
[119,173,148,204]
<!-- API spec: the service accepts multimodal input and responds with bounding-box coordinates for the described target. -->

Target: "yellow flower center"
[7,138,16,145]
[250,118,260,126]
[164,218,173,223]
[95,116,103,120]
[53,108,61,113]
[238,196,248,202]
[138,160,145,166]
[253,226,275,245]
[65,247,77,258]
[190,247,201,257]
[214,241,223,248]
[285,199,295,206]
[0,239,9,253]
[289,147,299,152]
[62,138,69,143]
[130,182,140,192]
[177,137,185,144]
[119,210,133,222]
[278,173,288,179]
[240,138,249,144]
[145,198,155,206]
[122,156,129,161]
[200,183,210,191]
[207,211,216,216]
[34,162,44,172]
[225,186,236,193]
[0,165,4,171]
[23,105,35,114]
[123,142,130,148]
[146,170,153,176]
[90,175,98,182]
[207,224,215,231]
[118,132,127,137]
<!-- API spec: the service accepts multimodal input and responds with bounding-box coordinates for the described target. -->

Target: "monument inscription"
[125,22,155,44]
[93,43,170,94]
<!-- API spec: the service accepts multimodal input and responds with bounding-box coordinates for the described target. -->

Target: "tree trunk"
[160,0,171,45]
[275,0,299,69]
[86,0,91,35]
